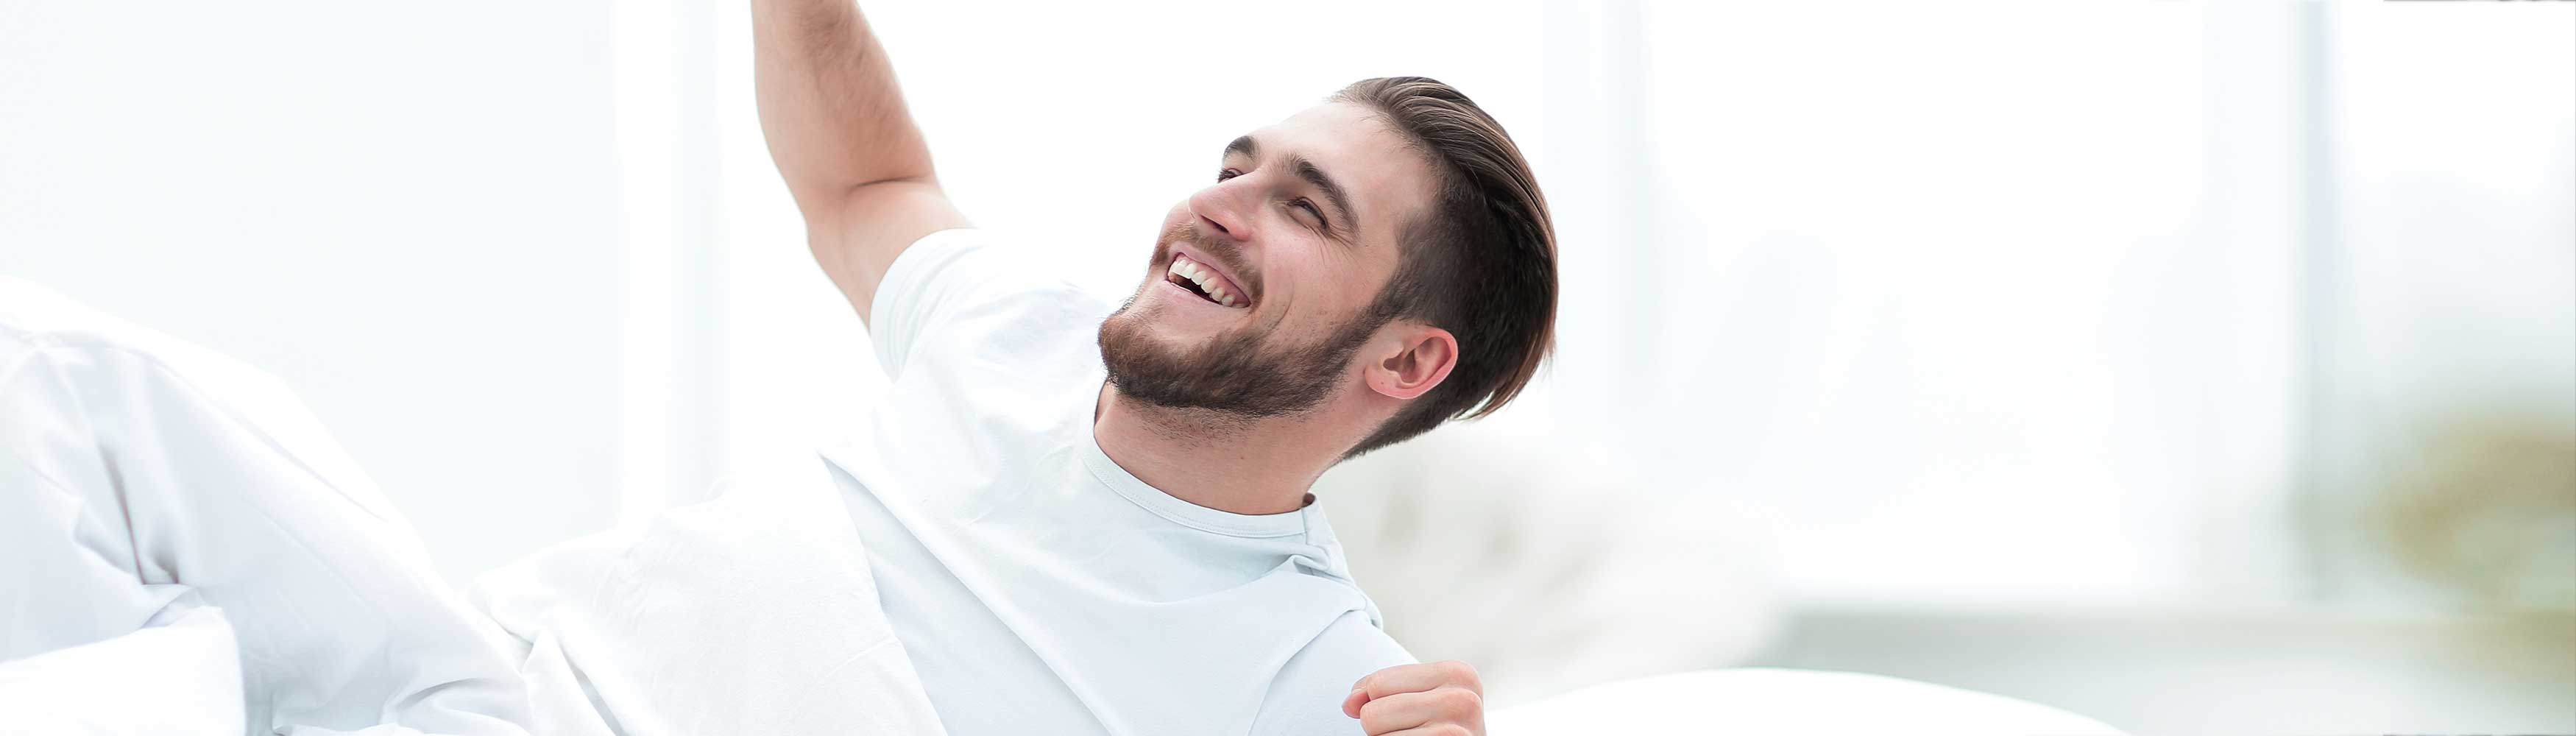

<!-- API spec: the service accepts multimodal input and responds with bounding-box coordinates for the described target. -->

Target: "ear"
[1363,323,1457,402]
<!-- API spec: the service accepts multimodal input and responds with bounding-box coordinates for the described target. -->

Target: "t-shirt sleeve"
[868,228,986,378]
[867,228,1099,380]
[1246,611,1418,736]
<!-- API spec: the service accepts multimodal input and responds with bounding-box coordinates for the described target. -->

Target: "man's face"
[1099,102,1439,417]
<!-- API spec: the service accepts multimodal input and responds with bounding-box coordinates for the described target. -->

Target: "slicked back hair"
[1337,77,1557,457]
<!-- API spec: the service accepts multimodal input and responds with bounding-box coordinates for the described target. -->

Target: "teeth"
[1170,255,1246,308]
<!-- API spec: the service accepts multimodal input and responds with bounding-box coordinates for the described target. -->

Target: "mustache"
[1156,219,1262,302]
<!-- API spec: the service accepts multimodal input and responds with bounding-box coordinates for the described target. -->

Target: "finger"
[1352,659,1484,700]
[1342,687,1370,719]
[1357,687,1483,735]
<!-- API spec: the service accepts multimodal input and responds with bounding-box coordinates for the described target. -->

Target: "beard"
[1097,222,1386,418]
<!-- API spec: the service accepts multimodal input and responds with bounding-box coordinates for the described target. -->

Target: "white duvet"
[469,460,949,736]
[1,277,944,735]
[0,606,243,735]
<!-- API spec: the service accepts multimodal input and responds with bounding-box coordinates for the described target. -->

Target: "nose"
[1187,182,1247,241]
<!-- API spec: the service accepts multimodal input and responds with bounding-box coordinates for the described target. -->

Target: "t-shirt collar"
[1078,422,1312,539]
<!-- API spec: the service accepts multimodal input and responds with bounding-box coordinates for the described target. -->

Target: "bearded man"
[0,0,1552,733]
[734,0,1558,733]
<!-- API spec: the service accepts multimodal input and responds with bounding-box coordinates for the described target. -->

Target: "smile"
[1166,254,1250,308]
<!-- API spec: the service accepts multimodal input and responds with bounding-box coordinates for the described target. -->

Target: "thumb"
[1342,687,1370,719]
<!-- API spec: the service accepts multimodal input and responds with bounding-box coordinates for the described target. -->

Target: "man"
[738,0,1555,733]
[0,1,1550,732]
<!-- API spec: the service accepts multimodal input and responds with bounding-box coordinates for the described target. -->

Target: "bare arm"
[752,0,969,325]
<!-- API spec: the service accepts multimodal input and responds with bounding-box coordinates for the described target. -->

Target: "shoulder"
[868,229,1110,379]
[1248,610,1415,736]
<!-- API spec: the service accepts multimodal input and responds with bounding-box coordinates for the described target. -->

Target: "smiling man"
[749,0,1556,734]
[0,0,1550,732]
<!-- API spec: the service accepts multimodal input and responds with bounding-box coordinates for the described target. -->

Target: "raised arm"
[752,0,969,326]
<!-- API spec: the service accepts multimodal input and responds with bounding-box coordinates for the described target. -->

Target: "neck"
[1091,383,1340,516]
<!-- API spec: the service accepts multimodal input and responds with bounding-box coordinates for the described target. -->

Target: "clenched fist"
[1341,659,1485,736]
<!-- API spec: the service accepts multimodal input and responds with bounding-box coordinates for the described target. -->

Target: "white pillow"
[1313,411,1785,704]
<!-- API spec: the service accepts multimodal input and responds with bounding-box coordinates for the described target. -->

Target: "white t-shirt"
[818,229,1414,736]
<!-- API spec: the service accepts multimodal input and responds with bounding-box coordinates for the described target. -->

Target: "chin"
[1104,289,1194,349]
[1131,302,1216,347]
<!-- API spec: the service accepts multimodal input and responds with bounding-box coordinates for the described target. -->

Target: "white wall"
[2307,1,2576,607]
[1,2,625,584]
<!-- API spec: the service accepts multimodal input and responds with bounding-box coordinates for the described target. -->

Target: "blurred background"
[3,1,2569,733]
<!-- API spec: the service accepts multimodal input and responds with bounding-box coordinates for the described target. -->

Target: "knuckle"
[1438,660,1483,690]
[1440,687,1483,713]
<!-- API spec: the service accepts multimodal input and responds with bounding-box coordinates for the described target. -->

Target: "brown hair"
[1338,77,1557,457]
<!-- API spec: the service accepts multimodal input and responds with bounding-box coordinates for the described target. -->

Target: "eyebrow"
[1287,155,1356,236]
[1222,134,1359,238]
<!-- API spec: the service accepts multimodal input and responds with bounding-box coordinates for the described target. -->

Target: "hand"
[1341,659,1485,736]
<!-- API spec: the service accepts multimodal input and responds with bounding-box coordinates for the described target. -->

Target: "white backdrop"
[1,1,625,584]
[4,0,2568,616]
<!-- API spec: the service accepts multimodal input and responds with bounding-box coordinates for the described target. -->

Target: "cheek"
[1270,257,1380,330]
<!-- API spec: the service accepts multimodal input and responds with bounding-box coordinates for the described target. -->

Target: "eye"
[1291,198,1328,230]
[1217,169,1242,182]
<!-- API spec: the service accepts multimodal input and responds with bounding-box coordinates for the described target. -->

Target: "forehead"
[1243,102,1440,245]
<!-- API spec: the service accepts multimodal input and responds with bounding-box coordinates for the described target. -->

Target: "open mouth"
[1166,254,1249,308]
